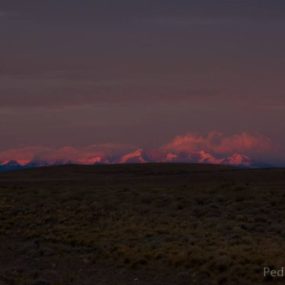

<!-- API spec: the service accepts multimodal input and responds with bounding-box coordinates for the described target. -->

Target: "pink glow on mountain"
[0,132,273,167]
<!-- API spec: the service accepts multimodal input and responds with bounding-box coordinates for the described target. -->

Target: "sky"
[0,0,285,166]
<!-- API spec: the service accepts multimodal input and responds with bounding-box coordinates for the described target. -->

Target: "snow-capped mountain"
[0,160,23,171]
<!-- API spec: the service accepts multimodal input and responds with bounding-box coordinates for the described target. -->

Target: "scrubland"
[0,164,284,285]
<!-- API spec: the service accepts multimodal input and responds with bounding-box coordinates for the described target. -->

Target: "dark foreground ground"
[0,164,284,285]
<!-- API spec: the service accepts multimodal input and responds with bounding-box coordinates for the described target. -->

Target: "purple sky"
[0,1,284,165]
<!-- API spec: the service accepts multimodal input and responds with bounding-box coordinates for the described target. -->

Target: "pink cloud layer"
[0,132,273,167]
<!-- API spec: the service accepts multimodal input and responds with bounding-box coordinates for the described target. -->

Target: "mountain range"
[0,148,272,172]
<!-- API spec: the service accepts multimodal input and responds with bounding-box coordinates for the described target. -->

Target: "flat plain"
[0,164,284,285]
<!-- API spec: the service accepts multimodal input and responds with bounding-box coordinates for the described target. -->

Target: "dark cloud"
[0,0,284,164]
[0,73,219,108]
[1,0,285,23]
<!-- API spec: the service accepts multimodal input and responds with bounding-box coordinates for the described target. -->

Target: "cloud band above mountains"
[0,132,273,168]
